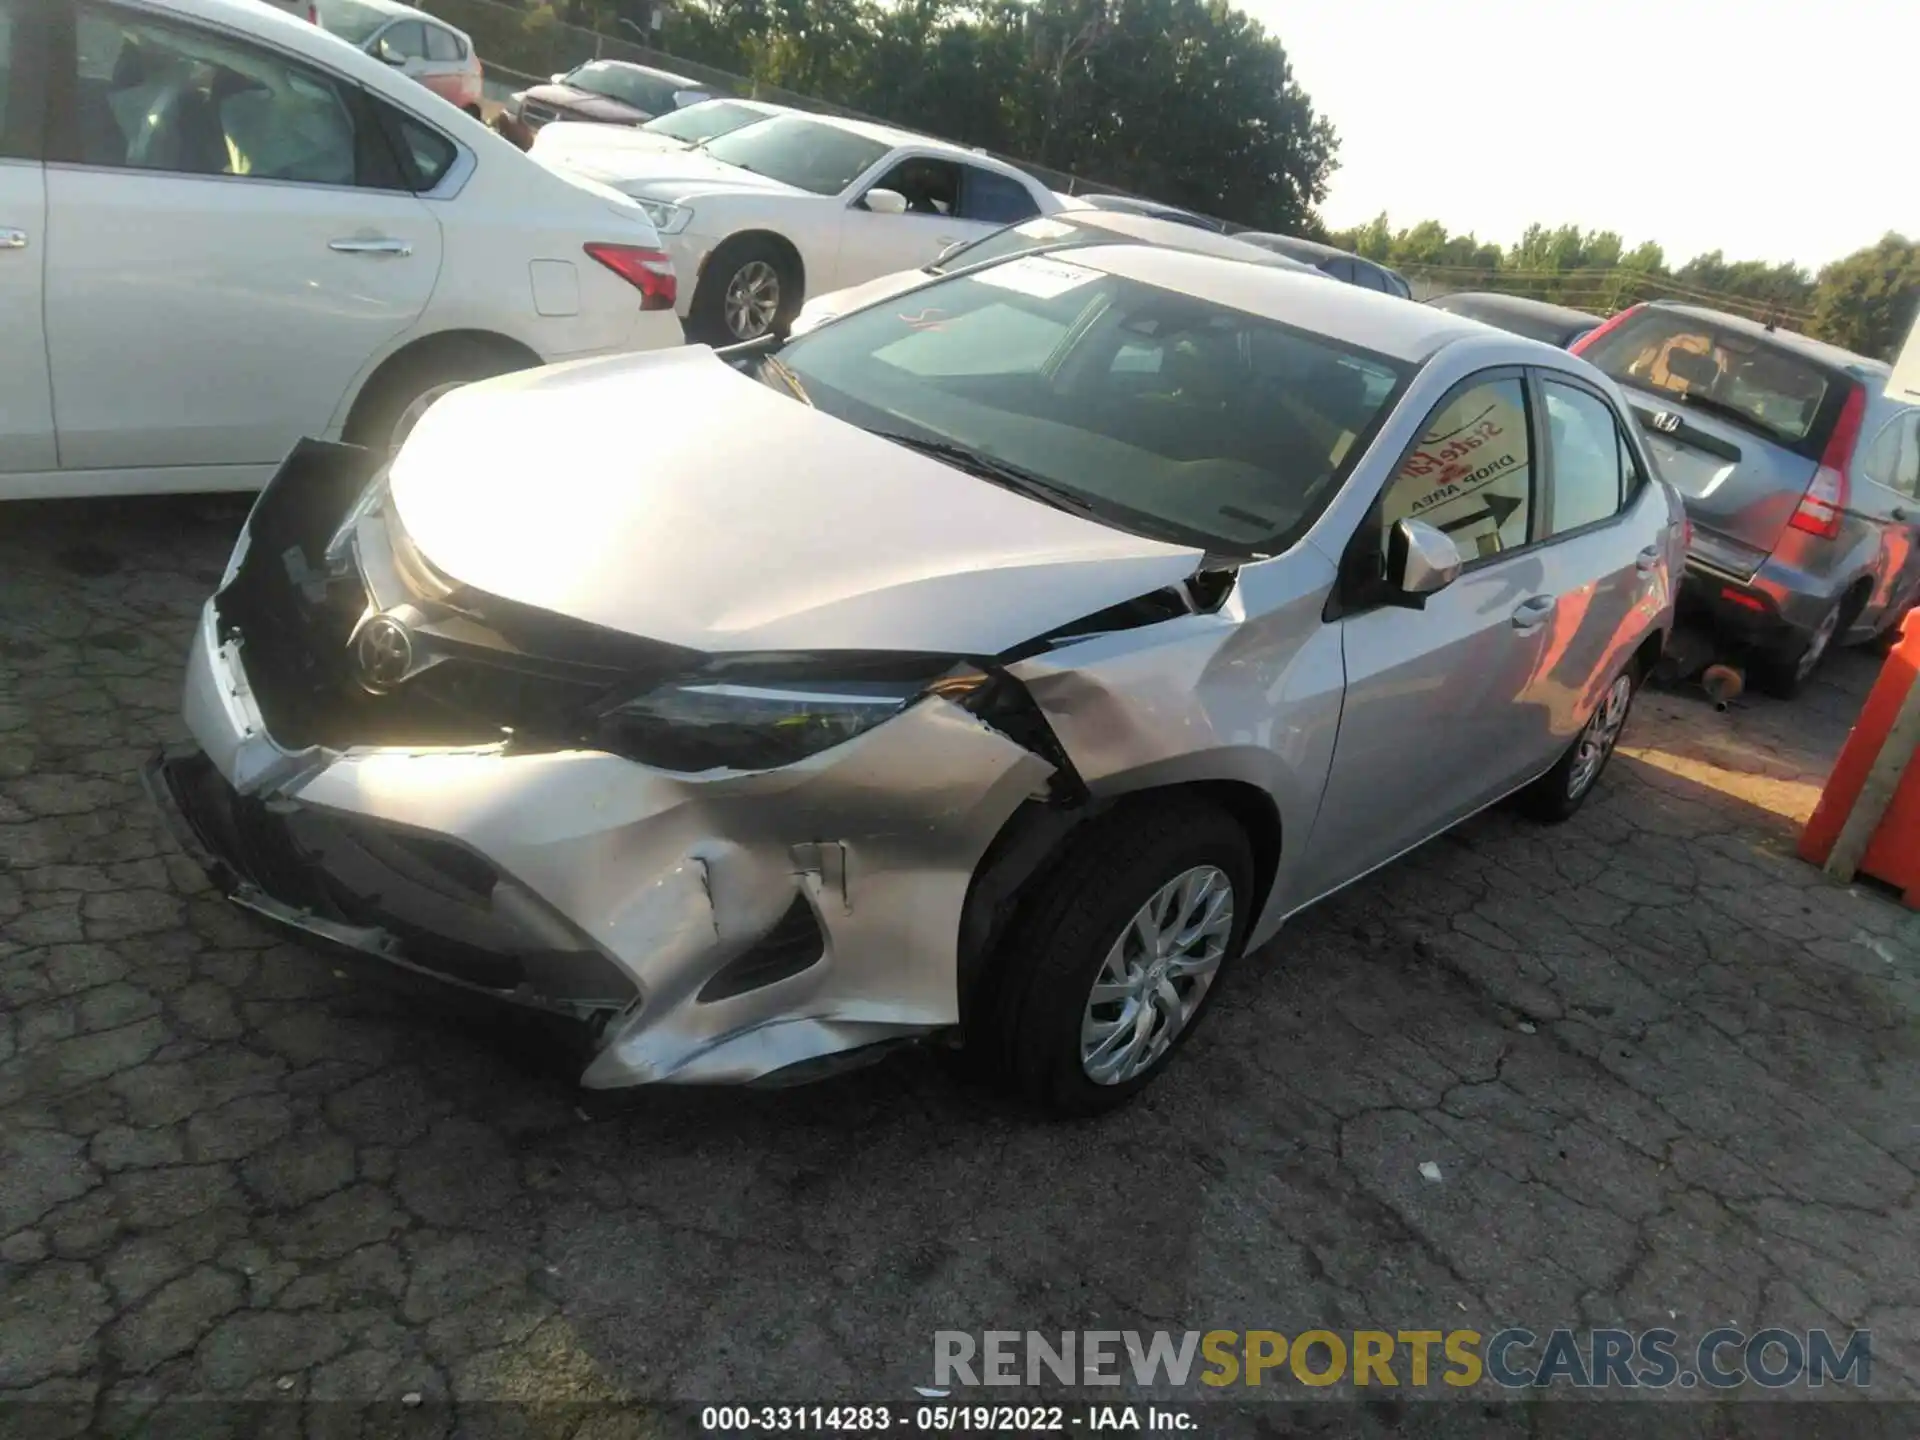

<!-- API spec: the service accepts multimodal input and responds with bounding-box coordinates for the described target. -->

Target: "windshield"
[312,0,391,46]
[701,115,888,195]
[1581,308,1835,450]
[776,256,1410,553]
[564,62,685,114]
[640,100,765,145]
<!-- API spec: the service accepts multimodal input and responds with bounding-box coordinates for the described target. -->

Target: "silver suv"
[1575,302,1920,695]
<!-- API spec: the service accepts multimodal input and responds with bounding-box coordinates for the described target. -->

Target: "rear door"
[1526,373,1667,748]
[419,23,470,108]
[0,0,55,475]
[1577,307,1842,577]
[44,1,441,475]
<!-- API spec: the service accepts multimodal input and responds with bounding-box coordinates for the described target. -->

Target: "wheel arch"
[698,229,808,308]
[956,777,1283,1024]
[339,329,542,445]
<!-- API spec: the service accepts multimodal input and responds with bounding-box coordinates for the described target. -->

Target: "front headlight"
[634,199,692,235]
[592,667,987,773]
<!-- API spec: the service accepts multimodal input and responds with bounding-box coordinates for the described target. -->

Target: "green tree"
[663,0,1337,230]
[1808,234,1920,361]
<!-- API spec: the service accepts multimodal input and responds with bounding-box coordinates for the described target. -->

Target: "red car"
[509,60,711,133]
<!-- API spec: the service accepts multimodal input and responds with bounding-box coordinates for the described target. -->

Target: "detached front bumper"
[151,450,1054,1090]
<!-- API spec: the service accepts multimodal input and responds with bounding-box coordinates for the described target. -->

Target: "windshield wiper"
[1671,388,1789,441]
[758,353,811,405]
[866,430,1092,513]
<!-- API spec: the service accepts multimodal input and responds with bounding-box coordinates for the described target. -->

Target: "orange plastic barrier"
[1799,611,1920,906]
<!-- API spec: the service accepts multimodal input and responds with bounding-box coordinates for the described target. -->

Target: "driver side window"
[870,157,961,217]
[1379,377,1535,562]
[72,6,362,186]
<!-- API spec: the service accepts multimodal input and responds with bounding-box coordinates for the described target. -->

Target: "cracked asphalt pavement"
[3,496,1918,1434]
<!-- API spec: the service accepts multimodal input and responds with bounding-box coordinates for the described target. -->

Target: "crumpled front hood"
[387,349,1204,656]
[551,148,804,203]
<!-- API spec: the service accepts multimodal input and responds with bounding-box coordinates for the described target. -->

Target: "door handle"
[1636,543,1661,572]
[0,228,26,250]
[1510,595,1557,632]
[329,237,413,257]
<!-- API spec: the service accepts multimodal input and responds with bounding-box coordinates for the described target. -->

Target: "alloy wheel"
[1080,865,1234,1086]
[1566,672,1635,800]
[723,260,781,340]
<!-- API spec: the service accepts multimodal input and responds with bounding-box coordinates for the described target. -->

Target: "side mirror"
[862,187,908,216]
[379,45,407,65]
[550,72,569,84]
[1385,519,1461,606]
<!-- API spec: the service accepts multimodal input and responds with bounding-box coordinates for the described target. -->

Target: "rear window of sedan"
[777,257,1411,554]
[1580,308,1837,453]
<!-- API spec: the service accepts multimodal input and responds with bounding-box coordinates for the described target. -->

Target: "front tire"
[971,797,1253,1117]
[687,239,798,346]
[1517,659,1641,823]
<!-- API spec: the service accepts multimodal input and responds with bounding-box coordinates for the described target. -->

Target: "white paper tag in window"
[1011,218,1077,242]
[972,255,1098,300]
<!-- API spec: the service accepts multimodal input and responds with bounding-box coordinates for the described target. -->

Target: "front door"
[44,3,441,475]
[835,155,990,295]
[1293,372,1558,903]
[0,0,54,475]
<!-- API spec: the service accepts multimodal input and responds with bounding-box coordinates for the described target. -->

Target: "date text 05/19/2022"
[700,1404,1197,1433]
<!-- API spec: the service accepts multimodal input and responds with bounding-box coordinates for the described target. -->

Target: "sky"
[1249,0,1918,272]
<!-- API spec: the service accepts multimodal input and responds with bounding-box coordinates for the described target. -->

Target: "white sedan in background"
[0,0,680,501]
[544,111,1064,344]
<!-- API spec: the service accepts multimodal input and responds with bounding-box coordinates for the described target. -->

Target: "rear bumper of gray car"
[1680,553,1838,650]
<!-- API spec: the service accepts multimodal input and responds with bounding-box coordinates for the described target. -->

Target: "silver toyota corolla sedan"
[149,246,1683,1115]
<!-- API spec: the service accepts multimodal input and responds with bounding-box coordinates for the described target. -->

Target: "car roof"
[777,111,1013,166]
[1057,245,1493,361]
[1039,210,1313,269]
[1431,292,1601,328]
[571,58,705,88]
[1649,301,1890,377]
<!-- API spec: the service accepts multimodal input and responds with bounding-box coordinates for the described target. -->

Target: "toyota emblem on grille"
[354,615,415,693]
[1651,410,1682,434]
